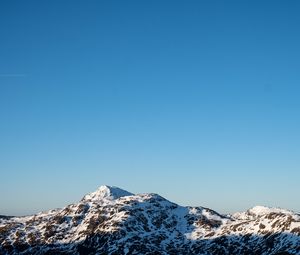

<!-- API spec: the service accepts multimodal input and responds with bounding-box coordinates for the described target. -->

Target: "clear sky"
[1,0,300,216]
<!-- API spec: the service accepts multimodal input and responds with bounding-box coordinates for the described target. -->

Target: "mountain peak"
[82,185,134,201]
[247,205,293,216]
[232,205,295,220]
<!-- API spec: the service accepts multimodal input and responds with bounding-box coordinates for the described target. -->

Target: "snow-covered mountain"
[1,185,300,255]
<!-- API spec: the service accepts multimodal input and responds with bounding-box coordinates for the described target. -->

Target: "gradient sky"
[1,1,300,216]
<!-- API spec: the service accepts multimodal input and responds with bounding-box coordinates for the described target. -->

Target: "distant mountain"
[1,185,300,254]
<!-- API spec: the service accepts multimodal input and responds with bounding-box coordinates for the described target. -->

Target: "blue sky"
[1,1,300,215]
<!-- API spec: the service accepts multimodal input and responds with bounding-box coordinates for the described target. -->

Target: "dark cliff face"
[1,186,300,255]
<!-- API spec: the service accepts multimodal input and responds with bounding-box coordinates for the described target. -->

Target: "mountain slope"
[1,185,300,255]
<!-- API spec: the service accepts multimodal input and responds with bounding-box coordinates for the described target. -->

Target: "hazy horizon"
[1,1,300,216]
[2,184,299,217]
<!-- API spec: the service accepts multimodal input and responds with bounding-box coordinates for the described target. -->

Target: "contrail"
[0,74,27,77]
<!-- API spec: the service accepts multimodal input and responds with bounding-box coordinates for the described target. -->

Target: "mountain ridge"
[1,185,300,255]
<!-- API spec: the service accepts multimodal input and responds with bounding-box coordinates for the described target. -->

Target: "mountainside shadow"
[1,232,300,255]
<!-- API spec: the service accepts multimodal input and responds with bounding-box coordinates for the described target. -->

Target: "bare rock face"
[1,186,300,255]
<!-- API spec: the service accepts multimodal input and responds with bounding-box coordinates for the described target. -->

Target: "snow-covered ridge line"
[1,185,300,255]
